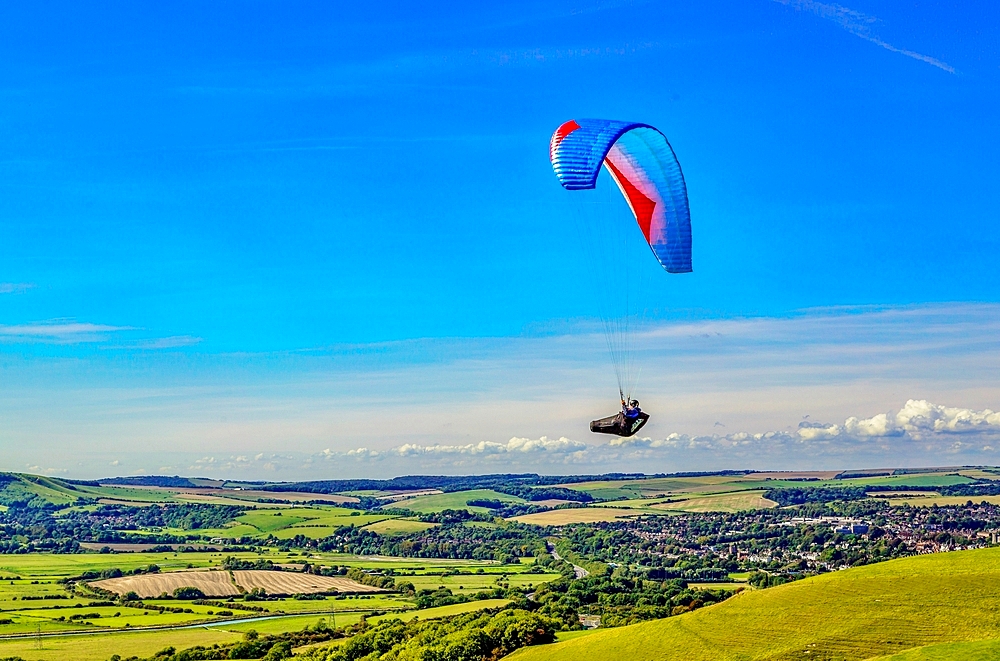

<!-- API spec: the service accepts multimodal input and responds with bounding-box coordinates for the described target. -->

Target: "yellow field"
[884,493,1000,507]
[511,508,656,526]
[512,547,1000,661]
[362,518,438,536]
[93,569,384,597]
[91,569,239,597]
[231,571,383,595]
[651,490,777,513]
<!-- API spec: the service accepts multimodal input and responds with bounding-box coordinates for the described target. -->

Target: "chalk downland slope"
[511,547,1000,661]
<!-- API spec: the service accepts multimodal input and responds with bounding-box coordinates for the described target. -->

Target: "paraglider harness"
[590,391,650,437]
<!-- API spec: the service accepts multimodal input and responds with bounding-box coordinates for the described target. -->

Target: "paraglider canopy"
[550,118,692,274]
[549,118,693,437]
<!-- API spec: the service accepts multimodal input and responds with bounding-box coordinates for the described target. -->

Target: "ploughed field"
[511,546,1000,661]
[231,570,383,595]
[91,568,238,597]
[90,569,383,598]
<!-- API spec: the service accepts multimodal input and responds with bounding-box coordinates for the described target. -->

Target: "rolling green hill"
[0,473,87,505]
[872,638,1000,661]
[512,547,1000,661]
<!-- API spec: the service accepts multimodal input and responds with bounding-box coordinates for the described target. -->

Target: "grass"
[883,493,1000,507]
[370,599,510,623]
[686,583,748,591]
[554,630,601,643]
[511,508,665,526]
[362,519,437,536]
[391,490,525,514]
[405,571,560,596]
[870,638,1000,661]
[651,490,777,513]
[0,625,240,661]
[511,547,1000,661]
[187,506,394,539]
[217,611,373,635]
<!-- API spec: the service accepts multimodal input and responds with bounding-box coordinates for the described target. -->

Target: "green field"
[651,490,778,513]
[512,547,1000,661]
[392,489,526,514]
[361,518,437,536]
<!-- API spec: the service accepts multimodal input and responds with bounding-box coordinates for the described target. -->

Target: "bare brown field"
[232,571,384,595]
[91,570,238,597]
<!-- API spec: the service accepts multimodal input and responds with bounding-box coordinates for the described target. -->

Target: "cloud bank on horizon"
[67,397,999,480]
[320,399,1000,470]
[4,303,999,479]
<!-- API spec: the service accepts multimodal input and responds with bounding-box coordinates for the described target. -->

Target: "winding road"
[548,543,589,579]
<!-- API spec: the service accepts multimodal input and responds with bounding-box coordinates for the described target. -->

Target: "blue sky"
[1,1,999,479]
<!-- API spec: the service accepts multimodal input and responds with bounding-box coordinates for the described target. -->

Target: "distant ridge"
[99,475,199,488]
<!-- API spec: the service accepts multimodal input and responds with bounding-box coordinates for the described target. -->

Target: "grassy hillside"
[512,547,1000,661]
[872,639,1000,661]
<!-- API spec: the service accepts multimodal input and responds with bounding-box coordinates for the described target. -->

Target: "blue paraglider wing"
[550,118,692,274]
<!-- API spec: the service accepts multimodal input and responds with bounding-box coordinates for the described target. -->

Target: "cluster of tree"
[939,481,1000,497]
[0,502,249,553]
[345,567,395,590]
[763,486,869,506]
[222,556,276,571]
[531,562,734,629]
[105,624,336,661]
[272,521,545,563]
[89,504,246,531]
[456,500,562,519]
[298,608,558,661]
[98,606,556,661]
[98,476,199,488]
[416,508,493,524]
[488,485,594,503]
[398,585,512,609]
[73,564,160,581]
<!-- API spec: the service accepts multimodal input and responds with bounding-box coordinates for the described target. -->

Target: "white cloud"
[393,436,585,458]
[345,447,382,459]
[607,400,1000,466]
[130,336,202,349]
[333,436,588,464]
[0,321,132,343]
[774,0,955,73]
[0,283,34,294]
[25,464,67,475]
